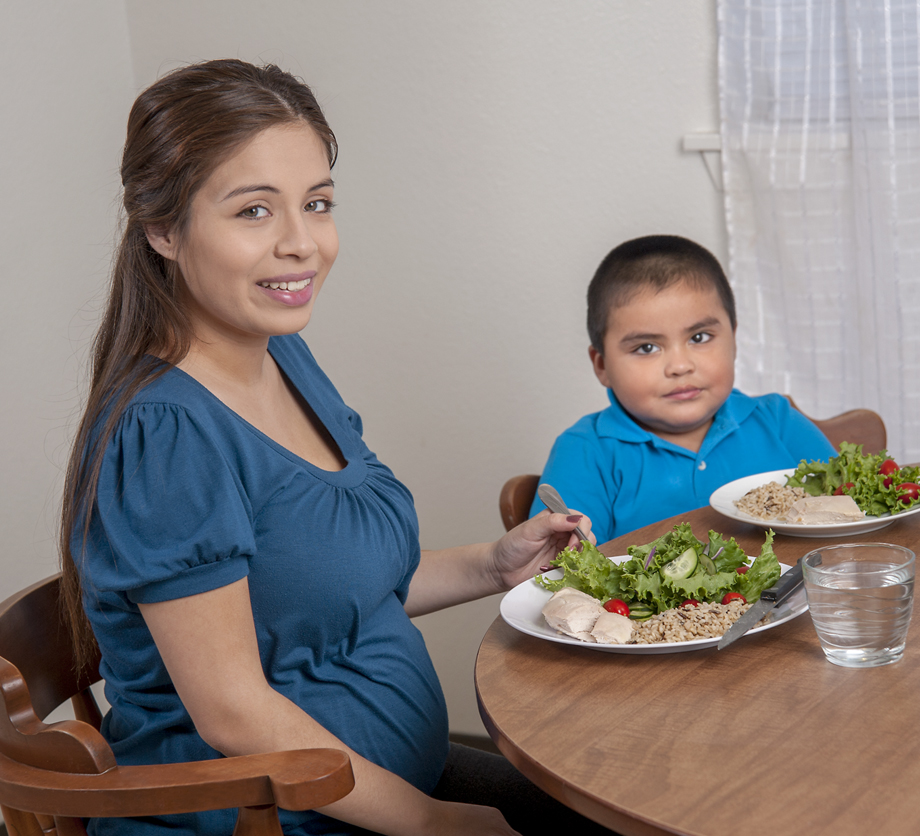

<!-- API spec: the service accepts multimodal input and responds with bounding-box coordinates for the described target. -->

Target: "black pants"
[429,743,617,835]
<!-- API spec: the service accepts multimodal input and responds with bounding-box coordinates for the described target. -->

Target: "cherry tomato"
[880,460,900,488]
[603,599,630,617]
[681,599,700,608]
[897,483,920,505]
[834,482,855,496]
[736,565,749,574]
[721,592,746,605]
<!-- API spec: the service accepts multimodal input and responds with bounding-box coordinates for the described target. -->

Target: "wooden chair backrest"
[786,397,886,455]
[0,574,354,836]
[499,474,540,533]
[499,401,888,531]
[0,575,110,773]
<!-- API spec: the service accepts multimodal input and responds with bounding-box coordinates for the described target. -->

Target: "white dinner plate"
[499,558,806,654]
[709,468,920,537]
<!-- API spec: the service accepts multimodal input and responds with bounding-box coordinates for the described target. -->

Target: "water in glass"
[805,559,914,668]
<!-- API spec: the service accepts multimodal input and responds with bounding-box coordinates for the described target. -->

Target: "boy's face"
[590,280,736,447]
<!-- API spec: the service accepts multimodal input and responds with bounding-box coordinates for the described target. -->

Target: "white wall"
[0,3,135,590]
[2,1,724,737]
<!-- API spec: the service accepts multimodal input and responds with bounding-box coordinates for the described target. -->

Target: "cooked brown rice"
[629,599,751,644]
[733,481,805,520]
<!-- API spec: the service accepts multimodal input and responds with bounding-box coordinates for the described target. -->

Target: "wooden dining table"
[475,504,920,836]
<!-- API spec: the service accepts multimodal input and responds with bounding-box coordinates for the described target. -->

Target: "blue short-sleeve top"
[76,334,449,836]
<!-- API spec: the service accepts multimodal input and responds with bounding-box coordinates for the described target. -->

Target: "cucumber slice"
[698,551,717,576]
[628,603,654,621]
[661,547,698,580]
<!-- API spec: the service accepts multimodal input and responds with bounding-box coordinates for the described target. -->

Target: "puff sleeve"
[83,403,255,605]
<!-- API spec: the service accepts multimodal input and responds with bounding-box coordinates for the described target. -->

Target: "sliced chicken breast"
[542,587,605,641]
[591,610,634,644]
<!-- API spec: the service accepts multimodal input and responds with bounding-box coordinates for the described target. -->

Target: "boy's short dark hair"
[587,235,737,352]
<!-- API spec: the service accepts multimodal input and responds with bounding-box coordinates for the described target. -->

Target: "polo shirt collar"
[596,390,651,442]
[596,388,756,454]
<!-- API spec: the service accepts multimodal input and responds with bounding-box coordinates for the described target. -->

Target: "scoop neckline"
[164,341,367,488]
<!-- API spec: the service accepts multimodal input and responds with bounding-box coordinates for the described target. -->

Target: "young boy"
[530,235,835,543]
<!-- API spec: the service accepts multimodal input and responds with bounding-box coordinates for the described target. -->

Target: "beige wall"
[0,2,135,588]
[2,1,724,736]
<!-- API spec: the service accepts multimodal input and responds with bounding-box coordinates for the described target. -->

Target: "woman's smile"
[257,270,317,304]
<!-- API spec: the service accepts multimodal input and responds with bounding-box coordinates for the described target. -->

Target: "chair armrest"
[0,747,353,819]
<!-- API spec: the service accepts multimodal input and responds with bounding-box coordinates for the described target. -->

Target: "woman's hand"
[405,512,595,617]
[487,510,595,592]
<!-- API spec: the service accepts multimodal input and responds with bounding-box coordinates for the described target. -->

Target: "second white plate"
[709,468,920,537]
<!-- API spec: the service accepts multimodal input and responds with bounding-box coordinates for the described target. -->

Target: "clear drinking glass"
[802,543,915,668]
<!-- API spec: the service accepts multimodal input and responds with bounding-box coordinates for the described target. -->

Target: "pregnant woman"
[59,59,611,836]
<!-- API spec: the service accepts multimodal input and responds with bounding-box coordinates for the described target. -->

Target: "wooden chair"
[499,474,541,533]
[498,400,887,532]
[785,397,886,456]
[0,574,354,836]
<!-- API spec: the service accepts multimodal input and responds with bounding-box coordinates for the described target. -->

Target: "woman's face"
[148,122,339,349]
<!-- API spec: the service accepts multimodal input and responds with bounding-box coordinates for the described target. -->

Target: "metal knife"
[717,559,804,650]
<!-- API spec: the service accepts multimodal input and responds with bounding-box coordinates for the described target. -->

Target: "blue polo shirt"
[530,389,836,543]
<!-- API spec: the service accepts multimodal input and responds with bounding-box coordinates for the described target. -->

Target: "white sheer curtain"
[718,0,920,461]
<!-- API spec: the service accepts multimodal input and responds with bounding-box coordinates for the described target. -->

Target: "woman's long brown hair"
[60,59,337,670]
